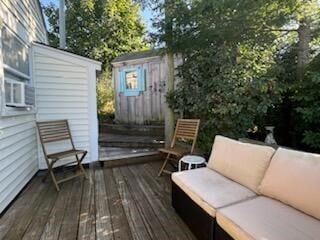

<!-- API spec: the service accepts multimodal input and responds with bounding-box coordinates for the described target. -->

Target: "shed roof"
[112,49,161,63]
[33,42,101,68]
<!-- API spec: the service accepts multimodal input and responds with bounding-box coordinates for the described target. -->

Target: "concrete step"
[100,123,164,137]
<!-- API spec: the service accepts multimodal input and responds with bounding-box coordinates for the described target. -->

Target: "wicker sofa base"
[172,181,215,240]
[172,181,235,240]
[215,223,234,240]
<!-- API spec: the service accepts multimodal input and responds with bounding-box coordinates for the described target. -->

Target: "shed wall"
[114,57,167,124]
[33,45,99,169]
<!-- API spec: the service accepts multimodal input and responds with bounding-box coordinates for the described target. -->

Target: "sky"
[40,0,153,32]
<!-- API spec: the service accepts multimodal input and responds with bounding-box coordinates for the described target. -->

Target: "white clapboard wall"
[0,0,47,213]
[32,43,101,169]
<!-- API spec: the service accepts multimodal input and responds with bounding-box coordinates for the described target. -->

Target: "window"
[118,68,145,96]
[125,71,138,90]
[1,27,34,111]
[2,27,29,75]
[5,79,24,107]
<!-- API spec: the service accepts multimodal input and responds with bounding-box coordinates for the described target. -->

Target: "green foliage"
[153,0,297,52]
[43,3,60,47]
[97,70,114,115]
[159,0,290,151]
[44,0,147,66]
[43,0,148,115]
[294,69,320,150]
[154,0,320,152]
[167,42,283,151]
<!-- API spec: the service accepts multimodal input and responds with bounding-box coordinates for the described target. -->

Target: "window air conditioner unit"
[5,80,35,108]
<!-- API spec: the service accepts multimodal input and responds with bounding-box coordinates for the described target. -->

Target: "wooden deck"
[0,161,196,240]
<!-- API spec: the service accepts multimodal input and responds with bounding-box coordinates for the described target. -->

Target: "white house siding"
[0,0,47,44]
[0,114,38,213]
[0,1,47,213]
[32,44,101,169]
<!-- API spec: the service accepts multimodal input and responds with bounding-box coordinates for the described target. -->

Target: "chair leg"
[48,164,60,191]
[76,152,88,179]
[158,153,171,177]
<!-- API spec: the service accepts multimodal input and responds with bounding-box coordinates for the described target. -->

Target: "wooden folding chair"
[158,119,200,176]
[36,120,88,191]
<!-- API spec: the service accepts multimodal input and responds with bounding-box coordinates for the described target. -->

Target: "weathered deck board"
[0,179,45,239]
[124,166,187,240]
[2,181,49,240]
[127,165,196,240]
[119,166,169,240]
[40,181,74,240]
[59,177,84,240]
[103,168,133,240]
[22,185,58,240]
[143,161,172,201]
[0,162,195,240]
[95,169,114,240]
[133,163,196,240]
[112,168,151,240]
[78,170,96,240]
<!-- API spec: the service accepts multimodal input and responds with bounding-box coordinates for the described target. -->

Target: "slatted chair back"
[171,119,200,153]
[37,120,75,154]
[36,120,88,191]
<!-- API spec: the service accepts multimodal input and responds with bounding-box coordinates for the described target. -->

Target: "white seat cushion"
[259,147,320,220]
[208,136,275,193]
[172,167,256,217]
[216,197,320,240]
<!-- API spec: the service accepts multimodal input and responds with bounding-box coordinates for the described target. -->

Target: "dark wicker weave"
[172,181,215,240]
[172,180,236,240]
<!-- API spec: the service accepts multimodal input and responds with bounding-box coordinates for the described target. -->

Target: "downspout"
[59,0,66,49]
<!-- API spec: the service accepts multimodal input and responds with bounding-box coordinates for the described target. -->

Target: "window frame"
[0,25,35,116]
[4,77,25,107]
[118,67,146,97]
[124,68,139,92]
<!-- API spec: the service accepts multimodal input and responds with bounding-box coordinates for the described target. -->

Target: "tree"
[144,0,183,146]
[153,0,287,151]
[294,69,320,150]
[267,0,320,150]
[153,0,320,152]
[162,0,176,147]
[43,0,148,115]
[44,0,147,67]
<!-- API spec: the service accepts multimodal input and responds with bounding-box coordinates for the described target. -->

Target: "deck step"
[100,123,164,137]
[99,147,160,161]
[99,133,164,148]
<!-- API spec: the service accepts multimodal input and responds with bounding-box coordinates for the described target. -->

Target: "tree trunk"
[165,53,175,147]
[297,19,311,82]
[164,0,175,147]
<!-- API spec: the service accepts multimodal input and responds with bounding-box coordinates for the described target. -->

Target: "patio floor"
[0,161,196,240]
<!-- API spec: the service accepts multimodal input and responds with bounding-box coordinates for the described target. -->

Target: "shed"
[112,50,168,124]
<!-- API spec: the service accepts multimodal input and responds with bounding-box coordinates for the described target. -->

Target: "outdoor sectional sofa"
[171,135,320,240]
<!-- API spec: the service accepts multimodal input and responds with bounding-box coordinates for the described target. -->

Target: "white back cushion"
[208,136,275,192]
[259,147,320,220]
